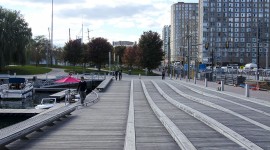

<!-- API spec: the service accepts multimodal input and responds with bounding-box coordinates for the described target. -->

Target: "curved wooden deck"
[3,76,270,150]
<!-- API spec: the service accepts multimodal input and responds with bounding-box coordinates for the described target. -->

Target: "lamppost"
[256,18,261,80]
[50,0,53,66]
[186,25,191,81]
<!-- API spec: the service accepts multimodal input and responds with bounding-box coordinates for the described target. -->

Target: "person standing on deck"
[118,70,122,80]
[162,69,165,80]
[77,76,87,106]
[115,70,118,80]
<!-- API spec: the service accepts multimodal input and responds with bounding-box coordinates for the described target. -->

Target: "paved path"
[4,74,270,149]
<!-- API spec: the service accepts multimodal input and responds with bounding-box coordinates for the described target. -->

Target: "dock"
[2,76,270,149]
[49,89,72,99]
[0,109,43,116]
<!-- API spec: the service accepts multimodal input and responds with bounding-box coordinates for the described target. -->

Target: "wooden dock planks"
[6,80,130,150]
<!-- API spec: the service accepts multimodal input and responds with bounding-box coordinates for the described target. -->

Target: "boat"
[35,98,56,109]
[66,90,80,103]
[0,77,34,99]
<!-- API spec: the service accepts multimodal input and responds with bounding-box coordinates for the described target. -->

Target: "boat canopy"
[9,78,26,83]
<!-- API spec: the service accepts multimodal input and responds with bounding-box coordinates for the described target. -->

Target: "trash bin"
[236,76,246,85]
[205,72,213,81]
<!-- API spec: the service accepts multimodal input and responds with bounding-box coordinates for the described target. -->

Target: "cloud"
[9,0,85,4]
[0,0,176,46]
[57,4,157,20]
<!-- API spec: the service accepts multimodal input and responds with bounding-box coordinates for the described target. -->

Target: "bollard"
[245,84,250,97]
[221,80,224,91]
[14,73,16,77]
[170,74,172,80]
[205,78,208,87]
[194,76,196,84]
[46,73,48,80]
[139,74,141,79]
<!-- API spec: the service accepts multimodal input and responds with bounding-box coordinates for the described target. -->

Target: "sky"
[1,0,197,47]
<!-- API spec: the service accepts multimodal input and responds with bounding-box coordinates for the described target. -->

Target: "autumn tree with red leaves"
[122,45,140,68]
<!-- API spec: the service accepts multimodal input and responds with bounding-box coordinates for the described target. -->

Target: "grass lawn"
[103,67,160,76]
[0,64,160,76]
[0,65,52,75]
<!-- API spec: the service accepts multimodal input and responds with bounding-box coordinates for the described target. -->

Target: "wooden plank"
[6,80,130,150]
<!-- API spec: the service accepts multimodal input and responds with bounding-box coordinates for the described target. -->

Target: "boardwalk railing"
[77,90,99,107]
[0,104,76,148]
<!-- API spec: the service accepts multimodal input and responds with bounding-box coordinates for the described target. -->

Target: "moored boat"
[0,78,33,99]
[35,98,56,109]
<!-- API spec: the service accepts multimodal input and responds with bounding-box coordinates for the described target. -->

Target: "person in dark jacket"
[77,76,87,105]
[118,70,122,80]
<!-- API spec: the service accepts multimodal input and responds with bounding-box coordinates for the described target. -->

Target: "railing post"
[221,80,224,91]
[205,78,208,87]
[245,84,250,97]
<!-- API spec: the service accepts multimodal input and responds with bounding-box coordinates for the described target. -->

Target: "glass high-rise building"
[198,0,270,68]
[171,2,199,64]
[162,25,171,66]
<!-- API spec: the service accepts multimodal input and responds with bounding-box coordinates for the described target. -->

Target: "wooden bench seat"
[96,76,113,92]
[0,104,76,147]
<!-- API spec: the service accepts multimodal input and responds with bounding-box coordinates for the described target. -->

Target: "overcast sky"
[1,0,197,47]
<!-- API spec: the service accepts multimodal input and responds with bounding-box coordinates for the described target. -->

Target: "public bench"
[96,76,113,92]
[0,104,76,148]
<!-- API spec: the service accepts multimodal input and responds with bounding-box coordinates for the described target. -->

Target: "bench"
[96,76,113,92]
[0,104,76,148]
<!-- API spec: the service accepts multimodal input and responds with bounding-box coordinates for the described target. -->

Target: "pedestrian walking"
[115,70,118,80]
[118,70,122,80]
[162,69,165,80]
[77,76,87,106]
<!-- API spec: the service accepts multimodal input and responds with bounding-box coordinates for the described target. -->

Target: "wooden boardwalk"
[4,76,270,150]
[6,80,130,150]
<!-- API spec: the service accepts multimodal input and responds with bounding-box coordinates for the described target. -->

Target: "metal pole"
[267,48,269,69]
[109,52,111,75]
[245,84,250,97]
[187,25,190,81]
[212,49,214,81]
[256,19,260,80]
[51,0,53,66]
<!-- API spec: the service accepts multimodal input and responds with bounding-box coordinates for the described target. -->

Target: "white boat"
[0,78,33,99]
[35,98,57,109]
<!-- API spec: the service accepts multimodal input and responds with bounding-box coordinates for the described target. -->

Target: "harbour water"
[0,92,55,129]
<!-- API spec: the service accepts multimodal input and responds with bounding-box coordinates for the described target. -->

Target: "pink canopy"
[55,76,80,83]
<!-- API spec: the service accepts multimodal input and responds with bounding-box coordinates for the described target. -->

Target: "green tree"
[63,39,82,66]
[138,31,164,72]
[87,37,113,71]
[54,47,64,66]
[0,7,32,70]
[114,46,126,65]
[29,35,50,66]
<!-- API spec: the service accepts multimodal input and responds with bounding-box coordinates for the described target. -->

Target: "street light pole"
[256,19,260,80]
[50,0,54,66]
[187,25,190,81]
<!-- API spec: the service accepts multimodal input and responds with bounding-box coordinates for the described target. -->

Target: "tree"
[29,35,49,66]
[122,45,138,69]
[63,39,83,66]
[54,47,64,66]
[87,37,113,71]
[138,31,164,72]
[114,46,126,65]
[0,7,32,71]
